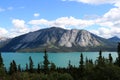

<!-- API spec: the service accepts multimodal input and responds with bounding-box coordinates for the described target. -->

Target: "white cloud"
[11,19,29,37]
[29,19,48,25]
[12,19,26,29]
[28,12,120,38]
[90,1,120,38]
[0,27,8,37]
[7,19,42,38]
[29,16,94,29]
[63,0,117,5]
[34,13,40,17]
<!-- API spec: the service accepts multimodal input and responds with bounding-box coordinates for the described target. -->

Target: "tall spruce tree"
[29,56,34,73]
[43,49,50,74]
[79,53,84,68]
[37,63,40,73]
[26,63,28,71]
[9,62,13,75]
[0,53,3,67]
[98,50,104,66]
[12,60,17,72]
[117,42,120,66]
[109,53,113,64]
[9,60,17,75]
[79,53,85,80]
[68,60,72,69]
[0,53,5,78]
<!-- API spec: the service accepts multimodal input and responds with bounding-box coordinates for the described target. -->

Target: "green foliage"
[57,73,73,80]
[18,64,21,72]
[48,72,73,80]
[50,62,56,71]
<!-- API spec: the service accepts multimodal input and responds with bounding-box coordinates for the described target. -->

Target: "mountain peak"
[49,27,64,30]
[111,36,119,39]
[108,36,120,42]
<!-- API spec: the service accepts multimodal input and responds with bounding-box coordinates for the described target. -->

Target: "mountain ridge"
[0,27,118,52]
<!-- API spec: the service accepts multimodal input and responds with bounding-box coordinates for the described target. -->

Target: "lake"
[1,52,118,69]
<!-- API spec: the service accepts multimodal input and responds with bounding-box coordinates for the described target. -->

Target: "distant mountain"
[0,37,11,48]
[0,37,9,41]
[108,36,120,42]
[0,27,117,52]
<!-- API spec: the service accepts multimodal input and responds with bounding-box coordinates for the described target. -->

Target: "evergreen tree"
[12,60,17,72]
[29,56,34,73]
[79,53,85,80]
[9,62,14,75]
[9,60,17,75]
[0,53,6,79]
[37,63,40,73]
[68,60,72,69]
[85,57,89,64]
[79,53,84,68]
[0,53,3,67]
[109,53,113,64]
[43,49,50,74]
[26,63,28,71]
[97,50,105,66]
[99,50,102,60]
[117,42,120,66]
[18,64,21,72]
[68,60,73,75]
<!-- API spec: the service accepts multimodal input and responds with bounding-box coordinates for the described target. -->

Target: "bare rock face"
[59,29,79,47]
[59,29,100,47]
[75,30,100,47]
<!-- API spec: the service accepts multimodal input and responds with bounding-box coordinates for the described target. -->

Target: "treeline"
[0,43,120,80]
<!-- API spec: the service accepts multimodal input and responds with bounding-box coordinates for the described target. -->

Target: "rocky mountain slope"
[0,27,117,52]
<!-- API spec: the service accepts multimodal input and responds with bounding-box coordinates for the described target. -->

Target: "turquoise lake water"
[1,52,118,69]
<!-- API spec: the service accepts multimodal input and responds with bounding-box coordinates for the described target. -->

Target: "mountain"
[0,27,117,52]
[108,36,120,42]
[0,37,11,48]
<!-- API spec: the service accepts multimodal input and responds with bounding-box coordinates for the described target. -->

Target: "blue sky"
[0,0,120,38]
